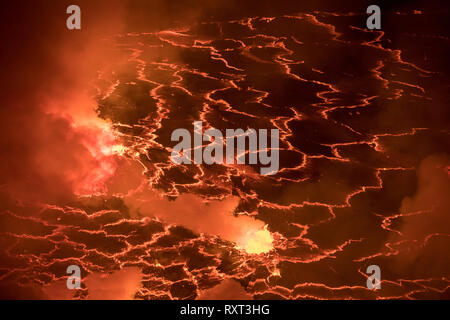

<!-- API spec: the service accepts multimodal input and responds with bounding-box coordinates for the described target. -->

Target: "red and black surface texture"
[0,0,449,299]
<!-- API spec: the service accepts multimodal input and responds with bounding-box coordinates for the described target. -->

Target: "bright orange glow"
[110,144,128,156]
[73,126,122,196]
[238,226,274,254]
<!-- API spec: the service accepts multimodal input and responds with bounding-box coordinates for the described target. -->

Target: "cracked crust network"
[1,12,449,299]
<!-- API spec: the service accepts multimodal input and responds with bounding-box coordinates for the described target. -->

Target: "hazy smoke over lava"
[0,1,128,203]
